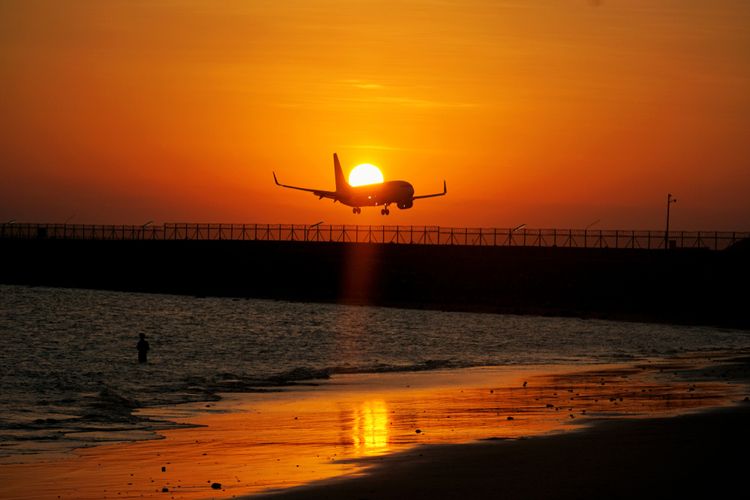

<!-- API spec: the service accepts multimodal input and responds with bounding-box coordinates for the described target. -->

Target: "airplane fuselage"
[340,181,415,209]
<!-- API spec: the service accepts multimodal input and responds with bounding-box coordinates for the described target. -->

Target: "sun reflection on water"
[352,400,389,456]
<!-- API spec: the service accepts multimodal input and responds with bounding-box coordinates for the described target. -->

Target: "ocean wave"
[171,360,471,395]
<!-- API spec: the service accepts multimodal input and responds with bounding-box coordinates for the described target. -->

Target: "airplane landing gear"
[380,207,390,215]
[352,207,361,214]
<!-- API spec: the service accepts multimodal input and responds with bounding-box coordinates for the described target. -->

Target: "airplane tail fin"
[333,153,349,192]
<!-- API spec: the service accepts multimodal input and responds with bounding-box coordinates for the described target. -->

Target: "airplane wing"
[273,172,338,200]
[413,180,447,200]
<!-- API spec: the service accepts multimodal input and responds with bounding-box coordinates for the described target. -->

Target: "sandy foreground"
[1,354,748,500]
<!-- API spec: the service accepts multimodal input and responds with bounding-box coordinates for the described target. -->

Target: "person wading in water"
[137,333,150,363]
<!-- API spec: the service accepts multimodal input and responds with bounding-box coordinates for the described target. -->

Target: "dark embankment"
[1,238,748,328]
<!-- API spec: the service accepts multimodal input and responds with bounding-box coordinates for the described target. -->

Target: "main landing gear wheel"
[352,207,361,214]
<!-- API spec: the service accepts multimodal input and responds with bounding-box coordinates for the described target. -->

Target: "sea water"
[1,284,748,459]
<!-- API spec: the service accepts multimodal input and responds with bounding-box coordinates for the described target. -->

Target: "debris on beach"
[211,482,222,489]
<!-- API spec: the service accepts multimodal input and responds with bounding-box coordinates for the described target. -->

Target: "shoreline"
[1,355,748,499]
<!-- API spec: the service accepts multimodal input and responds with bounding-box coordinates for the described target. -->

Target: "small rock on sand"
[211,482,222,490]
[415,429,422,434]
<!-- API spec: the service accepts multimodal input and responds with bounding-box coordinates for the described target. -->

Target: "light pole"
[1,219,15,238]
[510,223,526,246]
[665,193,677,250]
[142,220,153,240]
[306,221,324,241]
[584,219,599,248]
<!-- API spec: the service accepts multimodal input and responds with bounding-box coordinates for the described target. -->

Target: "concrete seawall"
[1,238,747,328]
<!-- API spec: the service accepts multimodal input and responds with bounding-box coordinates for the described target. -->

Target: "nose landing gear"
[380,206,390,215]
[352,207,361,214]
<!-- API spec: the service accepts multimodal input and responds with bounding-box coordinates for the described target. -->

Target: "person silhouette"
[137,333,150,364]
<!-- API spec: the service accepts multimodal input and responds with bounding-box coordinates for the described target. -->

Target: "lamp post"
[306,221,324,241]
[584,219,600,248]
[510,223,526,246]
[665,194,677,250]
[142,220,153,240]
[62,214,75,239]
[1,219,15,238]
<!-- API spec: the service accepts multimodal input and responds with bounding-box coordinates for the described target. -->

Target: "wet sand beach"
[1,354,748,499]
[257,403,750,500]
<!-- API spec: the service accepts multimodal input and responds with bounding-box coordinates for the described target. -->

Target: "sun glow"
[348,164,384,187]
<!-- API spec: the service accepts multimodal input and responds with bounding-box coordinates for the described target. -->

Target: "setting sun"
[348,164,384,187]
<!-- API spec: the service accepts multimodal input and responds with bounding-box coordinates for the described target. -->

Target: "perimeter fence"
[1,223,746,251]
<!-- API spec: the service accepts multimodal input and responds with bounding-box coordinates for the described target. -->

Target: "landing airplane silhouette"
[273,153,447,215]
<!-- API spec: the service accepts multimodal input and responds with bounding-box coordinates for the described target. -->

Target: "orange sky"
[1,0,748,230]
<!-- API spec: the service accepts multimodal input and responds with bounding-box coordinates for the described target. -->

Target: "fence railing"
[0,223,746,251]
